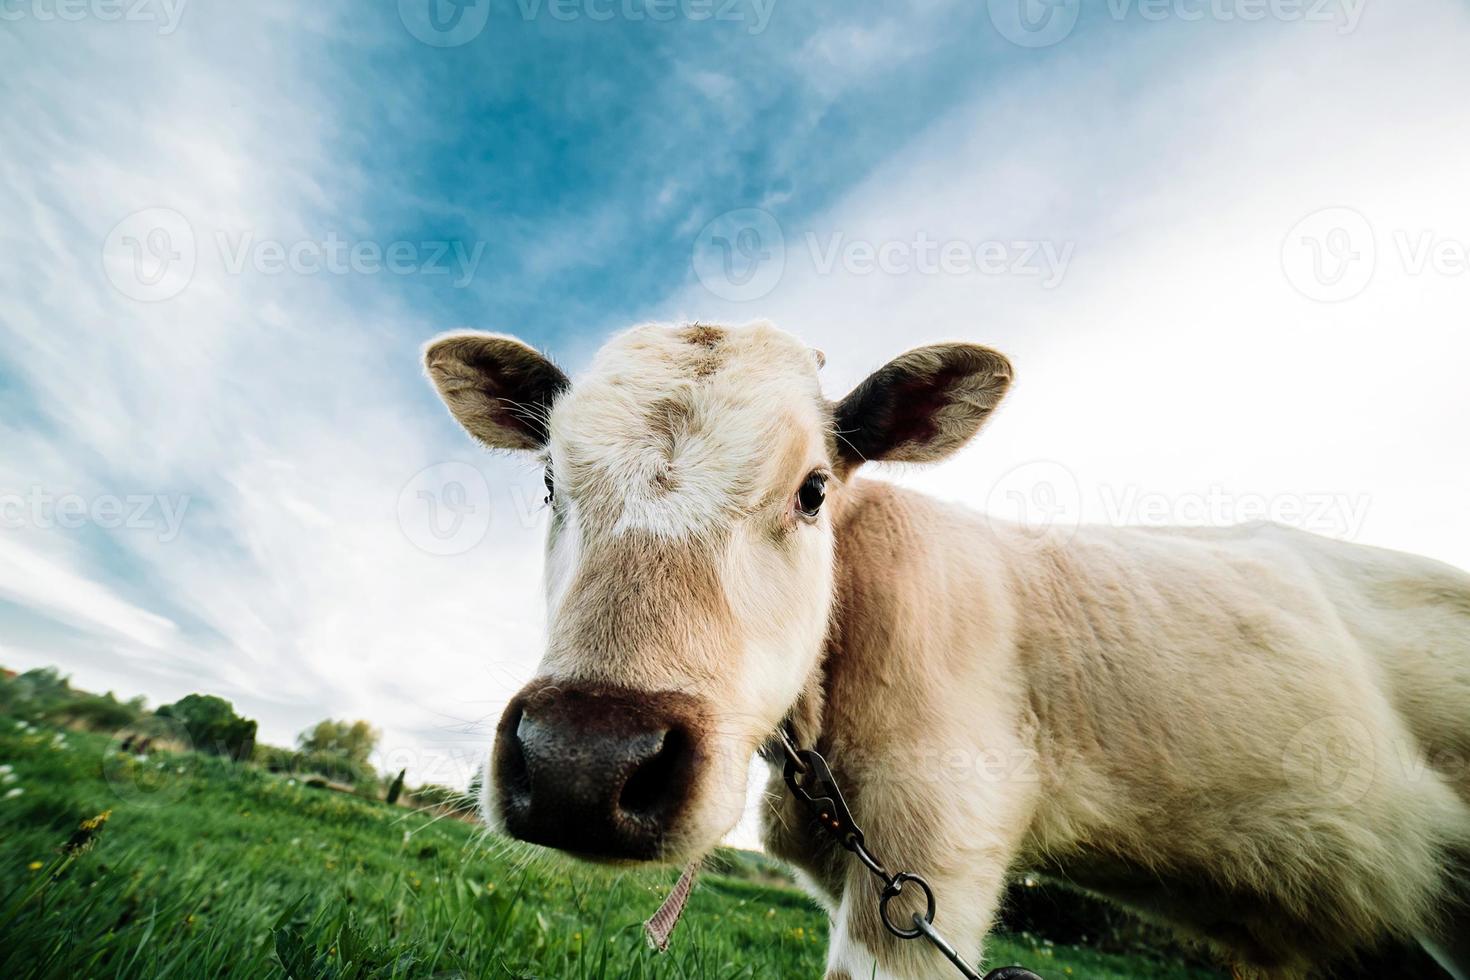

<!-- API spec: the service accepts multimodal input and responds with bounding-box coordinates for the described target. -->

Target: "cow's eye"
[796,471,827,519]
[543,466,554,506]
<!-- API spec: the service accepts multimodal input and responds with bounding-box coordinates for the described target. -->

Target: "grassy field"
[0,717,1221,979]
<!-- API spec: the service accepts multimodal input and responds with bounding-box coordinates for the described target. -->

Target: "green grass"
[0,718,1219,978]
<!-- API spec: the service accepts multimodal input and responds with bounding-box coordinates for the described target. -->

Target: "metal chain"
[775,727,1043,980]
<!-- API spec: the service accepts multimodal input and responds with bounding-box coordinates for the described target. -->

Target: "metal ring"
[878,872,937,940]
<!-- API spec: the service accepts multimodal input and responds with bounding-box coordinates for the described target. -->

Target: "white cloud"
[0,538,178,650]
[1,10,550,790]
[667,1,1470,565]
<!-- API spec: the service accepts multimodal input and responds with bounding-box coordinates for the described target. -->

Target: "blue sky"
[4,0,1469,839]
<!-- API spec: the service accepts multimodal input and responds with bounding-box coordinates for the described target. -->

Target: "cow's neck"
[766,476,986,902]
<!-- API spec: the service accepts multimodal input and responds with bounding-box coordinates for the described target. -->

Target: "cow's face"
[426,321,1010,863]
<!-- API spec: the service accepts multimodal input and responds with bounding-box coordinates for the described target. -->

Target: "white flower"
[4,787,23,799]
[0,764,13,774]
[1,773,16,785]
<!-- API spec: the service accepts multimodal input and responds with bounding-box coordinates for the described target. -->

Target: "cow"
[424,320,1470,979]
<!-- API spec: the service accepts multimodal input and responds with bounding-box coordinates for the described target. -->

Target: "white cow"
[425,320,1470,979]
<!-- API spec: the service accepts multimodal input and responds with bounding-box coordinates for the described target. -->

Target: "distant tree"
[0,667,73,717]
[156,694,257,760]
[297,719,380,764]
[385,768,406,805]
[47,692,142,731]
[252,742,299,773]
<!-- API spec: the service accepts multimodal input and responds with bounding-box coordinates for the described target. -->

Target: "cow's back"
[1266,526,1470,800]
[992,516,1470,971]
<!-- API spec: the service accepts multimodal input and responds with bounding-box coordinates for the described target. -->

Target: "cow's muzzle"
[493,680,707,861]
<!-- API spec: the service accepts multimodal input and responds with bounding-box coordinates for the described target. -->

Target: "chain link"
[775,726,1041,980]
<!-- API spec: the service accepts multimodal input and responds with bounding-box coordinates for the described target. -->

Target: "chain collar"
[771,722,1042,980]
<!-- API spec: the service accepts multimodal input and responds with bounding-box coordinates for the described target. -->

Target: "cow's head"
[425,322,1010,862]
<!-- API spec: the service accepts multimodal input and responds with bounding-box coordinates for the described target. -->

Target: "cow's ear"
[833,343,1012,467]
[424,332,570,451]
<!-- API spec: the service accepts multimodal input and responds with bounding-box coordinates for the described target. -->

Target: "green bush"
[46,693,143,731]
[156,694,257,761]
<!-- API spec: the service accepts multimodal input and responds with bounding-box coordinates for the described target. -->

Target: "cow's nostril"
[618,726,688,821]
[497,704,531,808]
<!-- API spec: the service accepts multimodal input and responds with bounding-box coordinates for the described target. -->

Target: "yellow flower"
[27,860,43,871]
[80,810,112,831]
[63,810,113,855]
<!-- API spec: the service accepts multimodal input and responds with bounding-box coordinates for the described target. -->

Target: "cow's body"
[426,321,1470,979]
[765,478,1470,979]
